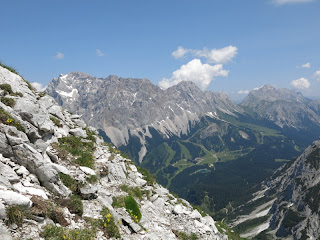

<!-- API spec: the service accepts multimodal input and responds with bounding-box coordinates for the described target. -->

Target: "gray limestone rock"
[0,190,32,208]
[80,184,98,200]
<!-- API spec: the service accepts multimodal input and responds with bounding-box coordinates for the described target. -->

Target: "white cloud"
[31,82,46,91]
[172,46,189,59]
[193,46,238,64]
[272,0,314,5]
[96,49,104,57]
[237,90,249,95]
[290,77,310,89]
[314,70,320,81]
[301,62,311,68]
[171,45,238,64]
[159,59,228,90]
[55,52,64,59]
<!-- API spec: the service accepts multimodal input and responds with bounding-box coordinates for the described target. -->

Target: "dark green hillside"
[117,112,303,219]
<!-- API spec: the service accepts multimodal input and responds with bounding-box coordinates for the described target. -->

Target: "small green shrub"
[125,195,141,222]
[50,116,63,127]
[137,167,156,186]
[100,207,121,238]
[58,135,95,169]
[1,97,15,107]
[0,83,13,95]
[86,128,96,143]
[174,231,198,240]
[58,172,83,194]
[41,224,96,240]
[120,184,145,200]
[86,174,98,184]
[112,196,125,208]
[69,195,83,216]
[76,151,94,169]
[5,205,25,227]
[0,107,25,132]
[38,92,46,97]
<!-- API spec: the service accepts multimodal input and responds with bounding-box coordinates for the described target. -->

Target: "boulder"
[0,190,32,208]
[190,209,202,219]
[173,204,184,215]
[2,125,29,146]
[0,162,20,184]
[69,128,87,138]
[80,184,98,200]
[52,163,70,175]
[80,166,96,175]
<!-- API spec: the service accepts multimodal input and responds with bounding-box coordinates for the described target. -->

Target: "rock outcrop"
[0,65,226,239]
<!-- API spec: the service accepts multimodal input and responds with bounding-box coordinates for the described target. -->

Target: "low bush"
[0,107,25,132]
[0,83,13,95]
[68,195,83,216]
[50,116,63,127]
[1,97,15,107]
[137,167,156,186]
[58,172,83,194]
[58,135,95,169]
[125,195,141,222]
[76,151,94,169]
[5,205,25,227]
[100,207,121,238]
[86,174,98,184]
[41,224,96,240]
[112,196,125,208]
[120,184,145,200]
[173,230,198,240]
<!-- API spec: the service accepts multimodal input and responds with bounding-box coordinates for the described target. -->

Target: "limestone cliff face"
[0,66,226,239]
[230,139,320,239]
[264,139,320,239]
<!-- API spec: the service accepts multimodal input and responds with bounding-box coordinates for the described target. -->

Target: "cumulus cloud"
[31,82,46,91]
[237,90,249,95]
[314,70,320,81]
[172,46,189,59]
[301,62,311,68]
[290,77,310,89]
[159,59,228,90]
[171,45,238,64]
[272,0,314,5]
[96,49,104,57]
[55,52,64,59]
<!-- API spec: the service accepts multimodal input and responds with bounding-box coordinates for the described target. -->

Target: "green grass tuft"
[100,207,121,238]
[5,205,25,227]
[125,195,141,222]
[50,116,63,127]
[1,97,15,107]
[41,224,96,240]
[58,172,83,194]
[0,107,25,132]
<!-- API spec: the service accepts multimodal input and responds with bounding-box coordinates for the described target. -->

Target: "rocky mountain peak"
[0,65,226,239]
[46,72,242,161]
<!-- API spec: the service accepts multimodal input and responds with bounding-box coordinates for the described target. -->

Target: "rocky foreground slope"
[0,65,226,240]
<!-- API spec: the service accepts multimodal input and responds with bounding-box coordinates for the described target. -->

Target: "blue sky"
[1,0,319,100]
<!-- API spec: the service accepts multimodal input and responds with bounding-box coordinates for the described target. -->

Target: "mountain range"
[46,72,320,224]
